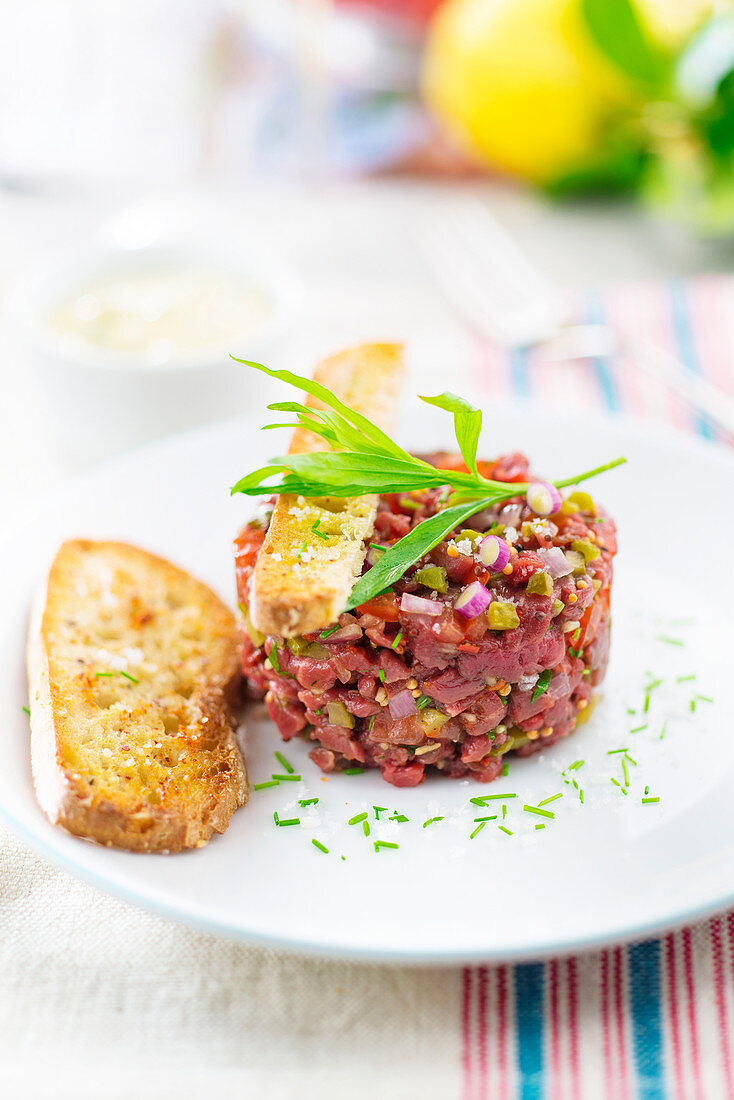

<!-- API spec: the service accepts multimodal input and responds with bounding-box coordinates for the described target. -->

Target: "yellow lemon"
[422,0,713,184]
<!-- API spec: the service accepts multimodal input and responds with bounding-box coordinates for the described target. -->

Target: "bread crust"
[249,343,405,636]
[27,540,247,853]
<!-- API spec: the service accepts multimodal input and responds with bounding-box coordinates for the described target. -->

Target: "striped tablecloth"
[2,276,733,1100]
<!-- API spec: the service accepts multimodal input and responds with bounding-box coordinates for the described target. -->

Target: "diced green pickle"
[592,578,602,594]
[571,538,600,563]
[287,635,310,656]
[527,571,553,597]
[327,701,355,729]
[521,521,536,540]
[486,601,521,630]
[552,599,565,617]
[414,564,448,594]
[420,708,450,735]
[565,550,587,577]
[457,529,481,548]
[567,490,596,515]
[304,642,329,659]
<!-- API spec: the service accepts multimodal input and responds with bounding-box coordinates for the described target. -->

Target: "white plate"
[1,408,732,963]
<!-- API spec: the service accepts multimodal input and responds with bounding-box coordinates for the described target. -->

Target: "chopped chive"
[416,694,432,709]
[690,698,697,713]
[581,669,591,678]
[391,632,403,651]
[571,627,581,643]
[568,759,585,771]
[502,805,507,820]
[348,812,368,825]
[607,748,629,755]
[470,821,488,839]
[642,797,660,804]
[538,793,563,806]
[624,754,637,766]
[658,635,684,647]
[320,625,339,639]
[374,841,399,851]
[502,763,509,777]
[373,806,388,819]
[274,812,300,826]
[422,816,444,828]
[630,724,648,734]
[643,693,650,714]
[298,797,319,807]
[498,826,513,836]
[311,519,329,540]
[95,671,114,678]
[610,779,628,795]
[645,678,663,691]
[627,707,637,716]
[119,670,140,684]
[676,674,696,683]
[389,813,409,823]
[253,780,279,790]
[568,648,583,658]
[274,751,294,774]
[473,815,498,823]
[644,785,650,796]
[578,789,584,803]
[22,705,30,716]
[362,820,371,837]
[367,716,375,731]
[272,774,301,782]
[621,758,630,787]
[267,647,289,676]
[470,793,517,805]
[344,767,364,775]
[660,720,668,740]
[523,804,555,819]
[696,694,713,703]
[312,839,329,853]
[535,823,545,830]
[369,543,386,553]
[378,669,386,683]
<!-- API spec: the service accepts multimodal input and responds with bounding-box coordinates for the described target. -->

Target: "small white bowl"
[11,238,301,464]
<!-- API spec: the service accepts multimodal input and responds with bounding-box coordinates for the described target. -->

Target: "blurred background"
[2,0,734,515]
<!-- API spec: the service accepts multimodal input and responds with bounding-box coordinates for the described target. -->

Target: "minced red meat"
[235,452,616,788]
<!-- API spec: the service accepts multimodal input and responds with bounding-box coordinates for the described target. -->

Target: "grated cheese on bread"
[249,342,405,637]
[27,540,247,852]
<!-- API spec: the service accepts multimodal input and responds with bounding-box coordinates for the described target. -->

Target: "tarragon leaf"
[344,496,497,610]
[419,392,482,477]
[532,669,553,702]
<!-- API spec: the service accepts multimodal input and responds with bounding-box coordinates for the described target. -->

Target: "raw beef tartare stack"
[232,344,621,788]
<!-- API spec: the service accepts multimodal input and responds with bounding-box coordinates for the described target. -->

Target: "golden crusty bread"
[249,342,405,637]
[27,540,247,852]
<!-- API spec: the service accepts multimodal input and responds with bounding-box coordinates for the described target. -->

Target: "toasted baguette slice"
[27,540,247,853]
[249,342,405,637]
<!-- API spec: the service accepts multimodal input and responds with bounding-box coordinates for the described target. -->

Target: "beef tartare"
[235,451,617,788]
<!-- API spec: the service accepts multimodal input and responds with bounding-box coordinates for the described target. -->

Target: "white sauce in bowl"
[46,266,271,365]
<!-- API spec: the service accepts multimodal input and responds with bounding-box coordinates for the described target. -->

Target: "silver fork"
[420,198,734,440]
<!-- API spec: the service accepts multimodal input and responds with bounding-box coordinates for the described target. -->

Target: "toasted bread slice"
[249,342,405,637]
[27,540,247,852]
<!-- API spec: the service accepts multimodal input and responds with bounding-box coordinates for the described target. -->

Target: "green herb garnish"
[22,705,30,716]
[274,751,294,774]
[532,669,553,702]
[273,813,300,826]
[253,780,280,791]
[311,519,329,540]
[312,839,329,853]
[344,767,364,775]
[391,632,404,651]
[642,797,660,804]
[374,841,399,851]
[348,812,368,825]
[422,816,444,828]
[299,797,319,807]
[470,821,488,839]
[272,773,301,782]
[119,670,140,684]
[498,826,513,836]
[523,804,555,819]
[538,793,563,806]
[320,626,339,639]
[230,360,626,607]
[94,671,114,678]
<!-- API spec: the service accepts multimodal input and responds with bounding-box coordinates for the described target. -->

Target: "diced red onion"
[388,689,418,719]
[479,534,510,570]
[324,623,363,642]
[526,480,562,517]
[454,580,492,620]
[366,546,385,567]
[548,671,570,699]
[400,592,443,616]
[537,547,573,578]
[500,502,523,528]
